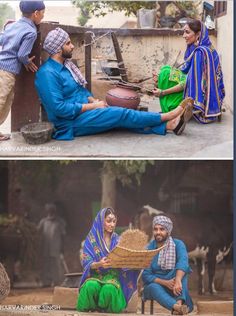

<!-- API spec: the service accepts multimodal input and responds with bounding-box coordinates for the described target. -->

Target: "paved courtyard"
[0,98,233,158]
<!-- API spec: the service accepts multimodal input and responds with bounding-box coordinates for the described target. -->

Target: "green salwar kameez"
[76,269,126,313]
[158,65,186,113]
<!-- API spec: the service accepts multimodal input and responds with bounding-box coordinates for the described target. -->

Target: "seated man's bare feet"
[166,117,180,131]
[161,97,194,123]
[172,303,189,315]
[161,106,183,122]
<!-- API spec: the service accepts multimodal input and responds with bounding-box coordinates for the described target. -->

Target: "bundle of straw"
[118,229,148,250]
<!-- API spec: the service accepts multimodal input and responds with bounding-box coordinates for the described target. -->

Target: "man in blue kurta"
[142,216,193,315]
[35,28,193,140]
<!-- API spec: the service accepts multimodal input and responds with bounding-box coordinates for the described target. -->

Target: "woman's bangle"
[160,90,164,97]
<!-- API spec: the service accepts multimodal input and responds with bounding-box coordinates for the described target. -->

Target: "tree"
[71,0,199,27]
[71,0,157,26]
[101,160,154,208]
[0,3,15,31]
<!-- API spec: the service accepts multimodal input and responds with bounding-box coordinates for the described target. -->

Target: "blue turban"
[19,1,45,13]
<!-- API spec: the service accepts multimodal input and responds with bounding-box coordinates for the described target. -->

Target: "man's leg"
[51,256,61,286]
[174,275,194,313]
[143,283,177,311]
[76,280,102,311]
[41,256,52,287]
[0,70,16,140]
[73,106,167,136]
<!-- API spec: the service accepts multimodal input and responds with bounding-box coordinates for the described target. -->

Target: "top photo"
[0,0,233,158]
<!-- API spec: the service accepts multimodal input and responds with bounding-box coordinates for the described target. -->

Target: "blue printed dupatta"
[79,208,138,304]
[181,22,225,123]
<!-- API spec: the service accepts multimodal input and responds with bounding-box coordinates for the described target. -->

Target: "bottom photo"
[0,160,233,316]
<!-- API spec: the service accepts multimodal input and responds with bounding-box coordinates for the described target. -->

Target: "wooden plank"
[11,29,41,131]
[111,32,128,82]
[85,31,92,91]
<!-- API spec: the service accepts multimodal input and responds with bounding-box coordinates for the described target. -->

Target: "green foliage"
[71,0,156,25]
[103,160,154,186]
[172,1,199,18]
[71,0,199,26]
[0,3,15,31]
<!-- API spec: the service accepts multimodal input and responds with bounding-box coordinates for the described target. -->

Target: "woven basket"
[107,229,164,269]
[0,263,10,302]
[107,245,165,269]
[20,122,54,145]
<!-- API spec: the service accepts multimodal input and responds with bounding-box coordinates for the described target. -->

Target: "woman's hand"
[173,278,182,296]
[99,257,112,268]
[152,88,163,97]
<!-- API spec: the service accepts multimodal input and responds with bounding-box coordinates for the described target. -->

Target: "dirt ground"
[1,288,233,314]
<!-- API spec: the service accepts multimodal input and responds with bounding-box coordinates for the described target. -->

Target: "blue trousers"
[143,275,193,312]
[73,106,166,137]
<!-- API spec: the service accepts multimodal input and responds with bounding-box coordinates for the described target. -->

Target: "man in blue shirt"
[35,28,193,141]
[142,216,193,315]
[0,1,45,141]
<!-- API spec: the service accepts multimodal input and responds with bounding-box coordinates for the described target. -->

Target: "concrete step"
[196,300,233,314]
[52,286,78,309]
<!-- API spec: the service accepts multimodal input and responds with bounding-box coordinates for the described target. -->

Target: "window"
[214,1,227,18]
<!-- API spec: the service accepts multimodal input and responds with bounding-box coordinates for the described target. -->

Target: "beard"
[154,234,168,243]
[62,49,73,59]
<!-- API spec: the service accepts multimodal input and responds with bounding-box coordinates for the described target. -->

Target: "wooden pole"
[85,31,92,91]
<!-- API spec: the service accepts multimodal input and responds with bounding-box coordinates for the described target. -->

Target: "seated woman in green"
[153,19,225,124]
[153,65,186,113]
[76,208,138,313]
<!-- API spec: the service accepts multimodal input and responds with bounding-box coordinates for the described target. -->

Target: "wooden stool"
[141,298,154,314]
[140,288,154,314]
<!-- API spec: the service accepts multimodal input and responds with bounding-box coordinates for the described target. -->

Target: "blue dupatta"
[181,22,225,123]
[79,208,138,304]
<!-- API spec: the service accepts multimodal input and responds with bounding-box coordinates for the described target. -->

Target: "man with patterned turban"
[35,27,193,140]
[142,215,193,315]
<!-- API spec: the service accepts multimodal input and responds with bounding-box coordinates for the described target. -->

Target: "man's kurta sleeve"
[142,241,157,285]
[36,70,83,119]
[142,266,157,285]
[175,239,190,273]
